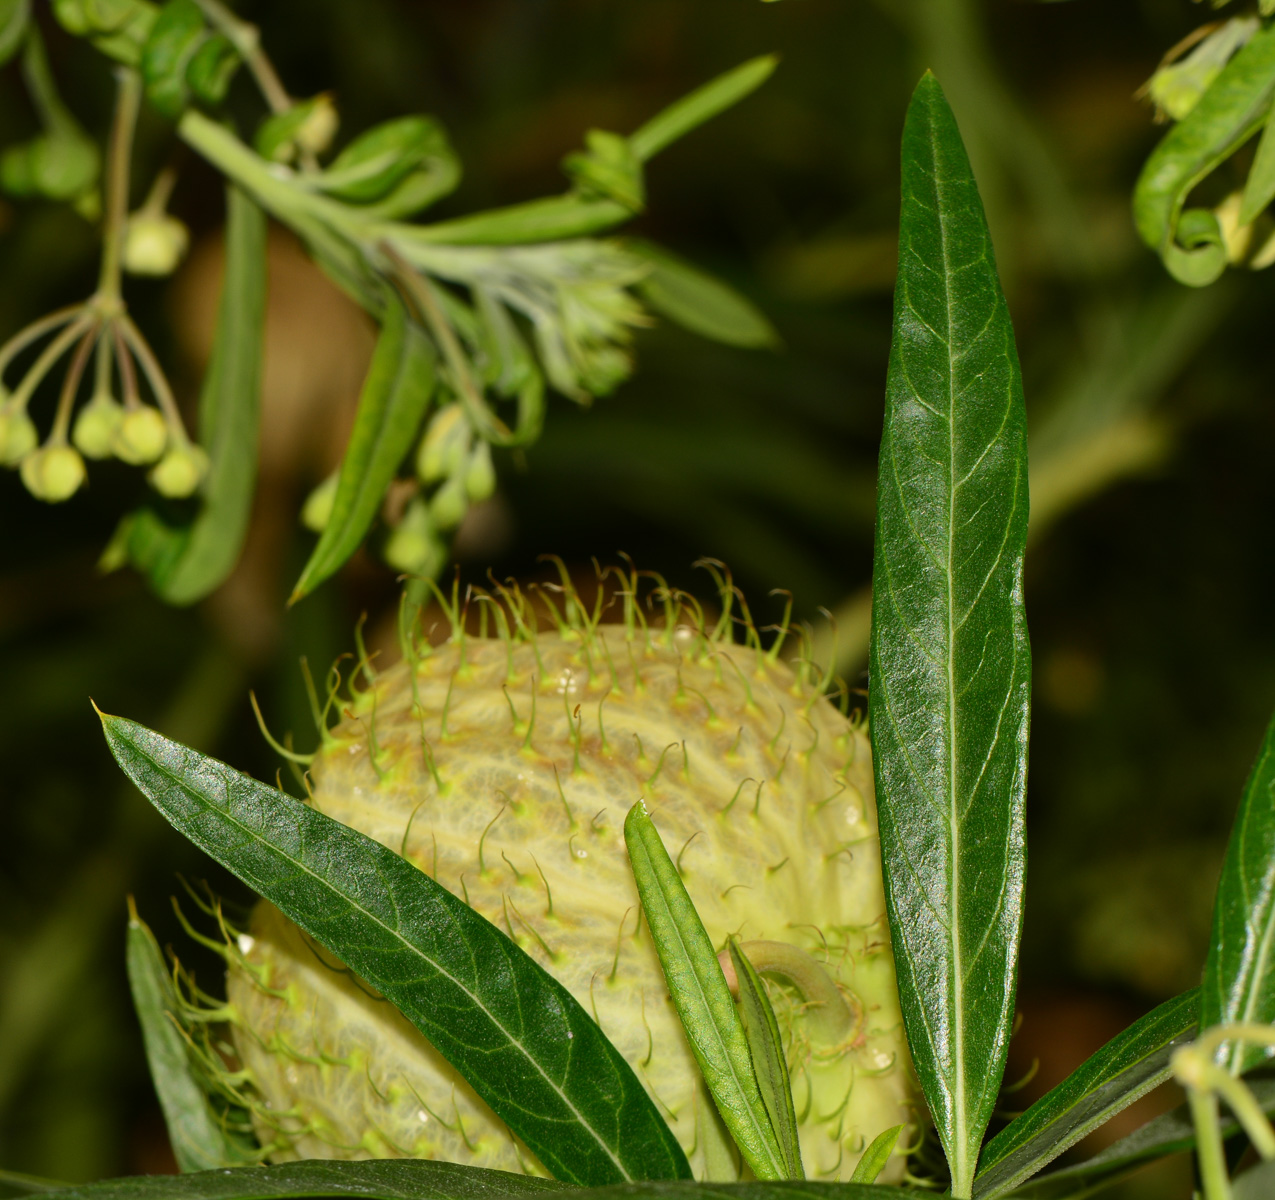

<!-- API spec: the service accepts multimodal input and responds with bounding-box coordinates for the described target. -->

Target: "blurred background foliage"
[2,1,1274,1196]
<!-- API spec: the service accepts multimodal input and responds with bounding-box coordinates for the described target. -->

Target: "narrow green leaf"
[1133,24,1275,286]
[849,1126,904,1185]
[34,1166,936,1200]
[0,1169,67,1196]
[973,988,1200,1197]
[869,72,1031,1198]
[625,240,779,350]
[0,0,30,67]
[99,713,691,1187]
[406,194,633,246]
[1240,105,1275,226]
[727,939,803,1180]
[36,1161,568,1200]
[291,290,435,602]
[1201,708,1275,1073]
[629,55,778,162]
[125,903,254,1171]
[1005,1079,1275,1199]
[155,186,267,605]
[140,0,205,118]
[623,802,787,1181]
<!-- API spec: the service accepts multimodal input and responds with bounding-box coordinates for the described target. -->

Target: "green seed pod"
[428,473,468,531]
[123,212,191,277]
[113,406,168,465]
[416,403,469,484]
[148,442,208,497]
[73,393,125,459]
[0,410,39,465]
[463,442,496,503]
[19,443,86,502]
[226,583,916,1181]
[301,471,339,533]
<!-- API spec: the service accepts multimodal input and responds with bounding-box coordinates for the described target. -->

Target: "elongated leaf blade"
[868,72,1031,1197]
[1133,25,1275,285]
[36,1168,935,1200]
[160,186,267,605]
[126,905,255,1171]
[291,290,435,602]
[626,240,779,350]
[36,1161,567,1200]
[727,939,803,1180]
[629,55,778,162]
[850,1126,904,1185]
[623,803,787,1181]
[974,988,1199,1197]
[99,713,691,1186]
[1006,1079,1275,1199]
[1201,709,1275,1073]
[1240,106,1275,225]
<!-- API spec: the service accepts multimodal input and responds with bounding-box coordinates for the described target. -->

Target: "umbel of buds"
[217,572,917,1181]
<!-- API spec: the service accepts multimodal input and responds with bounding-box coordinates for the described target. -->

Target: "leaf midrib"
[928,98,969,1183]
[131,730,631,1181]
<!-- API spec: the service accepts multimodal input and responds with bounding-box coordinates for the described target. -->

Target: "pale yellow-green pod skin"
[228,620,914,1181]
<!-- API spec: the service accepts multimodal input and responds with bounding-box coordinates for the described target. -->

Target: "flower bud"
[113,407,168,465]
[428,473,468,531]
[0,410,38,466]
[383,497,445,575]
[148,444,209,498]
[123,213,190,277]
[73,394,124,459]
[295,94,339,156]
[302,472,339,532]
[20,444,86,502]
[463,441,496,503]
[416,403,469,483]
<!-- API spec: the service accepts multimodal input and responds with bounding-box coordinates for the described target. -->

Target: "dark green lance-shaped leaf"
[99,713,690,1187]
[869,72,1031,1199]
[1005,1079,1275,1199]
[850,1126,904,1185]
[1201,708,1275,1074]
[727,939,803,1180]
[1133,24,1275,286]
[625,240,779,350]
[624,803,787,1181]
[34,1167,936,1200]
[628,55,777,161]
[125,902,255,1171]
[973,988,1199,1197]
[141,0,205,118]
[0,0,30,67]
[36,1161,568,1200]
[156,186,266,605]
[291,290,435,602]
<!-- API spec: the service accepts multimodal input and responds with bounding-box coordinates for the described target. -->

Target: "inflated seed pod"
[226,578,915,1182]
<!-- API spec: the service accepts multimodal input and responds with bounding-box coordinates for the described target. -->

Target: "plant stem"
[0,305,84,387]
[1190,1087,1233,1200]
[50,326,99,443]
[117,315,188,440]
[21,25,80,136]
[8,316,96,411]
[98,69,143,304]
[191,0,291,115]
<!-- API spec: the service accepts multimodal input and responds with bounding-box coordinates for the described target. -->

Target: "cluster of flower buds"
[1,300,206,504]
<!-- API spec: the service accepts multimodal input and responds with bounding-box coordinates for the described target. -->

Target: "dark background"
[2,2,1273,1196]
